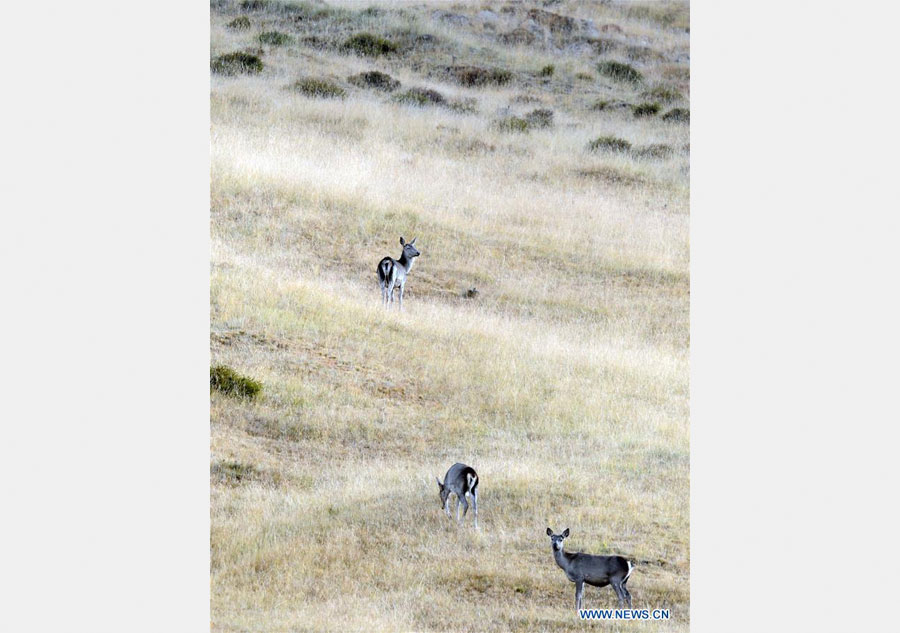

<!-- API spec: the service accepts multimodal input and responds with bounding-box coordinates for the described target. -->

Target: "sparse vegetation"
[643,84,682,103]
[210,51,263,75]
[210,364,262,398]
[597,60,643,84]
[496,115,530,133]
[632,143,674,160]
[539,64,555,77]
[663,107,690,122]
[347,70,400,91]
[587,135,632,152]
[258,30,293,46]
[290,77,346,99]
[632,102,661,117]
[342,32,398,56]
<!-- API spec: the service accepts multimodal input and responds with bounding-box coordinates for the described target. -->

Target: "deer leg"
[575,580,584,610]
[387,279,396,305]
[611,581,626,608]
[455,495,461,522]
[398,280,404,310]
[472,488,478,529]
[459,494,469,522]
[622,583,632,608]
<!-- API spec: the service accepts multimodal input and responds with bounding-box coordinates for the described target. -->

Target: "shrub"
[211,461,259,485]
[662,107,690,123]
[597,60,643,84]
[587,135,632,153]
[496,116,530,133]
[590,99,631,111]
[448,65,512,87]
[291,77,346,99]
[240,0,269,10]
[347,70,400,91]
[539,64,555,77]
[394,87,446,106]
[525,108,554,128]
[342,32,398,56]
[575,71,594,81]
[210,364,262,398]
[258,30,294,46]
[632,102,661,117]
[211,52,263,75]
[227,16,251,30]
[632,143,674,159]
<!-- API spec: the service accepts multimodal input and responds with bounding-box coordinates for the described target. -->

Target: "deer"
[436,463,478,528]
[546,527,634,610]
[377,237,420,309]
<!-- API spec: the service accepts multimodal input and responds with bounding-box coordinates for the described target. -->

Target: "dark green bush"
[342,32,398,56]
[290,77,346,99]
[587,135,632,153]
[258,30,294,46]
[632,102,661,117]
[525,108,554,128]
[347,70,400,91]
[227,16,252,30]
[394,87,446,106]
[597,60,643,84]
[210,364,262,398]
[539,64,555,77]
[662,107,690,123]
[211,52,264,75]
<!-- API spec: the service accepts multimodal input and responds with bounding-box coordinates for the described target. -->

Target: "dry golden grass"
[211,1,689,630]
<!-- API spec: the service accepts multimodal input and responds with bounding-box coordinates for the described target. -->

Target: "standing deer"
[546,527,633,610]
[436,463,478,528]
[377,237,420,309]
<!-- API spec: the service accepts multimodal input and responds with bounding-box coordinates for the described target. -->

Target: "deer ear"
[410,237,417,245]
[546,527,553,536]
[435,476,442,488]
[562,528,570,538]
[400,237,405,246]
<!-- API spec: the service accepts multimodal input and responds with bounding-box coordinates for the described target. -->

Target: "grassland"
[210,1,690,630]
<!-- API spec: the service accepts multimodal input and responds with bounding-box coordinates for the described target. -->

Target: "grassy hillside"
[210,1,689,630]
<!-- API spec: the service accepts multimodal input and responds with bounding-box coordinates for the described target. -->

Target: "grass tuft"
[447,65,512,88]
[524,108,554,128]
[211,52,263,76]
[393,87,446,107]
[597,60,643,84]
[258,30,294,46]
[227,16,251,30]
[587,135,632,152]
[642,85,682,103]
[632,102,661,117]
[342,32,398,56]
[290,77,346,99]
[210,364,262,398]
[347,70,400,91]
[662,107,690,123]
[539,64,555,77]
[632,143,674,159]
[496,116,531,133]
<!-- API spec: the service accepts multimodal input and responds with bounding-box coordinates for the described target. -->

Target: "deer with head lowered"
[546,527,633,610]
[377,236,420,309]
[436,463,478,528]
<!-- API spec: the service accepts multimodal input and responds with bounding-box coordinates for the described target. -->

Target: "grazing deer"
[377,237,420,309]
[546,527,633,610]
[436,463,478,528]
